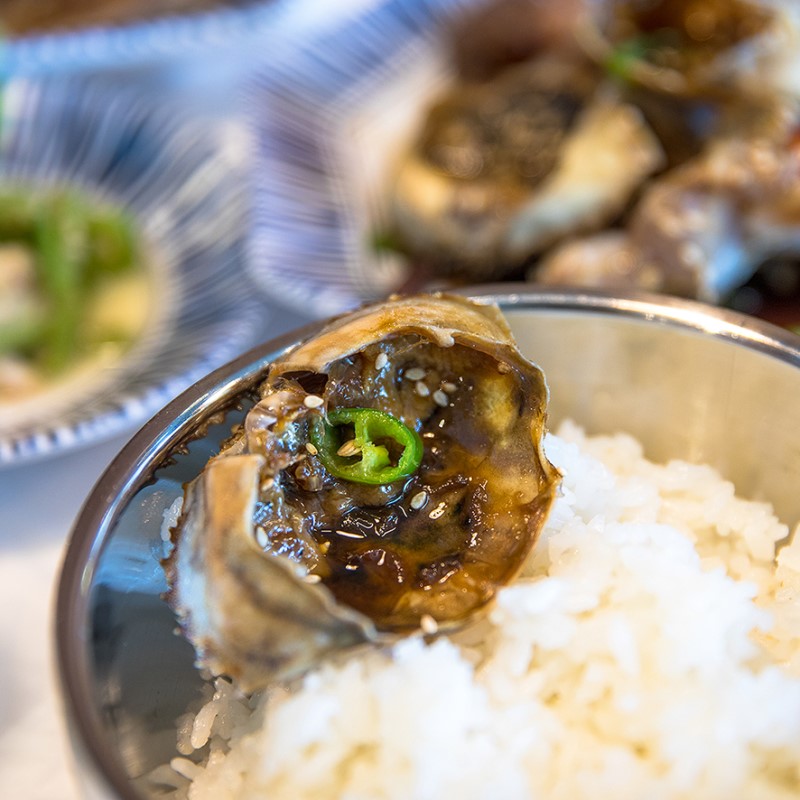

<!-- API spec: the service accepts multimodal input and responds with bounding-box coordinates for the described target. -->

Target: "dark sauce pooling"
[260,337,556,631]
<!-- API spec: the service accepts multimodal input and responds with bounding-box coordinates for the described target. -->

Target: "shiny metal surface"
[493,289,800,526]
[56,287,800,799]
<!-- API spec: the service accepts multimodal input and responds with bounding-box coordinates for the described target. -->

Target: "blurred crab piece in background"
[389,51,664,280]
[578,0,800,102]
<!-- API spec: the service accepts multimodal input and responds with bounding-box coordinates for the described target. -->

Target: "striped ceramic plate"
[0,76,266,466]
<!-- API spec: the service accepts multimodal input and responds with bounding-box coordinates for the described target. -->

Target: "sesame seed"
[441,382,457,393]
[337,439,361,457]
[336,529,365,539]
[305,442,318,455]
[319,541,331,554]
[422,432,435,439]
[497,363,510,374]
[405,367,425,381]
[377,551,386,566]
[304,573,322,584]
[420,614,439,635]
[375,352,389,370]
[345,564,359,571]
[429,502,447,520]
[415,381,430,397]
[303,394,324,408]
[410,490,428,510]
[255,526,268,549]
[432,389,449,407]
[260,478,274,492]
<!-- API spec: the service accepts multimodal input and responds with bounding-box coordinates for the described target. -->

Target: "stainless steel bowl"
[56,287,800,799]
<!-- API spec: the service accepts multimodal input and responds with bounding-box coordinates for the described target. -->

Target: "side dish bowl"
[56,287,800,799]
[0,75,265,466]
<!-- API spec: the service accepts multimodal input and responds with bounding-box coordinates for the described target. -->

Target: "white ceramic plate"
[0,76,266,467]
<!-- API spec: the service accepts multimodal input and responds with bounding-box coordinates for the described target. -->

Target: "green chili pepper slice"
[309,407,423,485]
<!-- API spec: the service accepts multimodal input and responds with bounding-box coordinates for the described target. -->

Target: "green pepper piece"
[84,208,138,284]
[605,30,682,83]
[605,36,651,82]
[35,192,90,374]
[309,407,423,485]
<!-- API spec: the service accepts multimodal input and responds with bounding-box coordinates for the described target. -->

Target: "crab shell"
[164,294,560,692]
[535,130,800,301]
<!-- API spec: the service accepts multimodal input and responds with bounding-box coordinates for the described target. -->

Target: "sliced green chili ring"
[309,407,423,485]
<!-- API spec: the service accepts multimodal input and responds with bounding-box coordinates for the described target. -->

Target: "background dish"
[56,287,800,799]
[0,75,265,467]
[244,0,480,317]
[244,0,800,327]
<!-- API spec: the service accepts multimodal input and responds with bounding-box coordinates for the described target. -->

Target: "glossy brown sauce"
[258,336,553,631]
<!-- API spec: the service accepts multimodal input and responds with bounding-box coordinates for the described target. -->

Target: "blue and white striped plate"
[0,76,266,467]
[2,3,278,78]
[243,0,484,319]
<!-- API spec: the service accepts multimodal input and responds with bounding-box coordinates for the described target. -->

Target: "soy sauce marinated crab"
[527,0,800,300]
[388,51,664,280]
[535,122,800,300]
[578,0,800,103]
[164,294,560,691]
[383,0,800,305]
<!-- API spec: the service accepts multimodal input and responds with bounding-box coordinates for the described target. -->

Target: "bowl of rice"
[56,286,800,800]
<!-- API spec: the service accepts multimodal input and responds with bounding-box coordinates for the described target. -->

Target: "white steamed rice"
[161,422,800,799]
